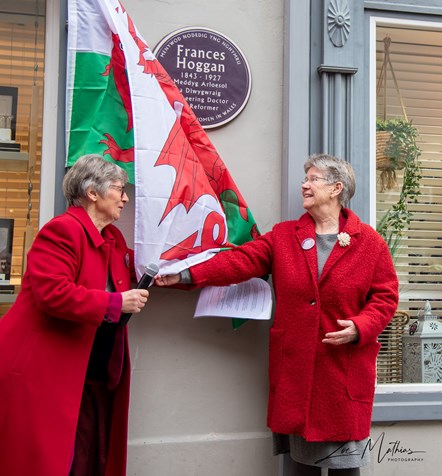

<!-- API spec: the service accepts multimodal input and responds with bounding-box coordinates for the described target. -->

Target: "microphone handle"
[119,272,154,326]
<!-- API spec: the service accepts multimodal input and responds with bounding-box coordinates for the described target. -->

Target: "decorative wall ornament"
[327,0,351,47]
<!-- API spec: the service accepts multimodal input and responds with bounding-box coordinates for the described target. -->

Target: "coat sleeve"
[351,237,399,347]
[190,230,275,287]
[25,217,111,326]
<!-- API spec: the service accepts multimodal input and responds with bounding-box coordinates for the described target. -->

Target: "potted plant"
[376,118,421,190]
[376,118,422,259]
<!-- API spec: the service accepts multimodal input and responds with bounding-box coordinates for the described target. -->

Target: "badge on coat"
[125,252,130,268]
[301,238,315,250]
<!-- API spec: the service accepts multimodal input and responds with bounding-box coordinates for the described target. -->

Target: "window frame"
[40,0,67,227]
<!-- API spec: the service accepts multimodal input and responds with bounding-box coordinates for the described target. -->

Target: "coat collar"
[295,207,361,235]
[294,208,361,283]
[66,206,114,248]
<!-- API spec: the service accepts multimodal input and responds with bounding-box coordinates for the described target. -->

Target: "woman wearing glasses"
[0,155,148,476]
[155,154,398,475]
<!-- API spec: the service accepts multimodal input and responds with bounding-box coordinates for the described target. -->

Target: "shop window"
[375,22,442,385]
[0,1,45,315]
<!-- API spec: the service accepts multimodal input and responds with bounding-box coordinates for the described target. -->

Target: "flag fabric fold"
[66,0,259,284]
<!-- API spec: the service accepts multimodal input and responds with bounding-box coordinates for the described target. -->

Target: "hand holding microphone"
[120,263,159,325]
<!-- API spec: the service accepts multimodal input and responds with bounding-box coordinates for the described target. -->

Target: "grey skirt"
[273,433,370,469]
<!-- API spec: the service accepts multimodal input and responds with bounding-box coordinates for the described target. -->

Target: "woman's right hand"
[154,274,181,286]
[121,288,149,313]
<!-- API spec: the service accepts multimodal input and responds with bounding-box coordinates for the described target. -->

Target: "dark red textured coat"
[0,206,133,476]
[190,209,398,442]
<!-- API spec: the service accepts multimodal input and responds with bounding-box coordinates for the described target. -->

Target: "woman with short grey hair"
[304,153,356,207]
[63,153,129,207]
[0,154,148,476]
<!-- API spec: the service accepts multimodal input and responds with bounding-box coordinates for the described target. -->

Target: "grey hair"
[304,153,356,206]
[63,154,129,206]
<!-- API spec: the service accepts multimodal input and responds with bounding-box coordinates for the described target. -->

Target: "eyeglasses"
[109,185,127,198]
[301,175,329,185]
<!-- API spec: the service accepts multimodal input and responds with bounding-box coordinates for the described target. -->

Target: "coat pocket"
[269,327,285,391]
[346,341,381,402]
[11,329,39,374]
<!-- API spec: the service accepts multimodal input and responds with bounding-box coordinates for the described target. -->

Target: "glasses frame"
[301,175,330,185]
[108,184,127,198]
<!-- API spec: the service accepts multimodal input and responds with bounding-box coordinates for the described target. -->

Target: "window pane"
[0,3,45,310]
[376,25,442,383]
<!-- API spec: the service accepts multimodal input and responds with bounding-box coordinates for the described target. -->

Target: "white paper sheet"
[194,278,273,320]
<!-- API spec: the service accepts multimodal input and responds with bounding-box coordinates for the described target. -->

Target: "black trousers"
[286,459,361,476]
[69,380,115,476]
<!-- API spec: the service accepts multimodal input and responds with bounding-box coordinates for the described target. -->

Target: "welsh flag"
[66,0,259,322]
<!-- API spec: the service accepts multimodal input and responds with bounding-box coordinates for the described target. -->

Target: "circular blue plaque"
[153,27,252,129]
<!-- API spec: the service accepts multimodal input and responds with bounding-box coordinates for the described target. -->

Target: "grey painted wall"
[118,1,284,475]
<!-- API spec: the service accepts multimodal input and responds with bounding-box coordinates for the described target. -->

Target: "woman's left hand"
[322,319,359,345]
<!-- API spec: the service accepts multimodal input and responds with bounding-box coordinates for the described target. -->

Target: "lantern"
[403,301,442,383]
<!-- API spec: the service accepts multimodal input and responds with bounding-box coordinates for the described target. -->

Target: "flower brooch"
[337,232,351,247]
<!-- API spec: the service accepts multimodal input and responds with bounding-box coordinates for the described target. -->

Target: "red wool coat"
[190,209,398,442]
[0,207,133,476]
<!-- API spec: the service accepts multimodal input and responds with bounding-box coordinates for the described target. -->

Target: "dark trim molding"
[317,65,358,75]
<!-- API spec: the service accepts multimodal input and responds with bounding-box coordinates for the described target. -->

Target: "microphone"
[119,263,159,326]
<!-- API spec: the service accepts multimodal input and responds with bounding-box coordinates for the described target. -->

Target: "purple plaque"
[153,27,252,129]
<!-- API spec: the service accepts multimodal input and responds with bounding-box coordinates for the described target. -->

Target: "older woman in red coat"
[0,155,149,476]
[156,154,398,475]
